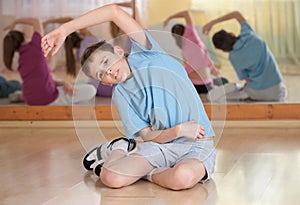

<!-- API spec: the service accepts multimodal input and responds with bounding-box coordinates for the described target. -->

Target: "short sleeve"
[112,89,150,139]
[129,30,164,54]
[240,22,255,36]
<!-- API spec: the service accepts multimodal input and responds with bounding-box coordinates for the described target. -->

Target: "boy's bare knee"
[169,164,202,190]
[100,169,127,188]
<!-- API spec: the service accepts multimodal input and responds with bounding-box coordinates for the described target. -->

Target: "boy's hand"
[177,120,205,140]
[41,27,66,57]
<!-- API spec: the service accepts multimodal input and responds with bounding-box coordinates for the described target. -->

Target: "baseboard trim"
[1,120,299,128]
[1,104,299,121]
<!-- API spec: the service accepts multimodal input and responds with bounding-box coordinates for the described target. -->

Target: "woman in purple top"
[163,10,228,94]
[3,17,96,105]
[44,17,113,97]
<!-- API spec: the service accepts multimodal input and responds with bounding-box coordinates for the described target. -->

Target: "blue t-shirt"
[113,30,215,140]
[229,22,282,90]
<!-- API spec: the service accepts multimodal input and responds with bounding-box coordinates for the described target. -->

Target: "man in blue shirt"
[203,11,286,102]
[41,4,217,190]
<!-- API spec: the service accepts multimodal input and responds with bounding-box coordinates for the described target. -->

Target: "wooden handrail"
[0,103,299,121]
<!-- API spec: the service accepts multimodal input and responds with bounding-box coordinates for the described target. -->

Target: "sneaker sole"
[82,146,99,171]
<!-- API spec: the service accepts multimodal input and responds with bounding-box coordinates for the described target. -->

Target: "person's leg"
[82,137,152,188]
[48,83,96,105]
[244,83,287,102]
[136,139,216,190]
[72,83,96,104]
[213,77,229,86]
[207,82,248,102]
[0,77,22,98]
[194,84,211,93]
[150,158,206,190]
[8,90,24,103]
[47,86,68,105]
[83,137,136,173]
[100,152,154,188]
[225,89,249,101]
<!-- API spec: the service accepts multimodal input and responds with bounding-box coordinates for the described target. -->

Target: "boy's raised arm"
[41,4,147,57]
[202,11,246,35]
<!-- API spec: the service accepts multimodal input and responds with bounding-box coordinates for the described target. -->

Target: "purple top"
[18,32,58,105]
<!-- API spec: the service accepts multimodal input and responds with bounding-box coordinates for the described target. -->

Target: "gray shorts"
[133,137,217,181]
[245,83,287,101]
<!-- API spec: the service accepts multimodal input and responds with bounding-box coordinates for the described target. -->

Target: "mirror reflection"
[0,0,299,106]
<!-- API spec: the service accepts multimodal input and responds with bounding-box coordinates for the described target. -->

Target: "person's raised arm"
[202,11,246,35]
[43,17,94,37]
[42,4,146,57]
[43,17,73,28]
[115,0,137,22]
[4,17,43,36]
[163,10,193,28]
[138,120,205,143]
[109,0,140,38]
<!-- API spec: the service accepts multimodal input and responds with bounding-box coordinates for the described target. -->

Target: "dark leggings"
[194,77,229,94]
[0,76,22,98]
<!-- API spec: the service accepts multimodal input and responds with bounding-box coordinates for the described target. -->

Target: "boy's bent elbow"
[232,11,241,15]
[106,4,124,17]
[231,11,245,23]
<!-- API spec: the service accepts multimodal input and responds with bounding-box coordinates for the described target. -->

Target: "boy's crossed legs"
[101,153,206,190]
[84,137,216,190]
[100,151,153,188]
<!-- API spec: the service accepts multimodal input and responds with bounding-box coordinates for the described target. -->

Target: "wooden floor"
[1,121,300,205]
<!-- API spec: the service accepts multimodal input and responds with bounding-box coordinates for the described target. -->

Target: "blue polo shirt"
[229,22,282,90]
[113,30,215,140]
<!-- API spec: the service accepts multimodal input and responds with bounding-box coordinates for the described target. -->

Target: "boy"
[203,11,286,102]
[42,4,216,190]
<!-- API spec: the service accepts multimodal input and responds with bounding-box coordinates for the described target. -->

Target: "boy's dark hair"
[3,30,25,70]
[171,24,185,48]
[212,29,238,51]
[80,40,114,78]
[64,32,82,77]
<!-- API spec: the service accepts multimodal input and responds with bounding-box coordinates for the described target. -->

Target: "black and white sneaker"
[82,137,137,176]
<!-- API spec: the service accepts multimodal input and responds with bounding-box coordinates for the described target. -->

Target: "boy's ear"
[100,82,113,87]
[113,46,124,57]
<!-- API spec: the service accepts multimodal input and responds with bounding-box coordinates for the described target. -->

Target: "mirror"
[0,0,299,107]
[148,22,300,104]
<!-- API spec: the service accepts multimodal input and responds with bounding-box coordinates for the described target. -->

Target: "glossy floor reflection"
[1,121,300,205]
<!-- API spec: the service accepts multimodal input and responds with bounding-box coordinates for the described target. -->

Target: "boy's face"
[88,46,132,85]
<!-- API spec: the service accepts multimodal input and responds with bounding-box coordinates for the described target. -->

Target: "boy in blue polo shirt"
[203,11,286,102]
[41,4,217,190]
